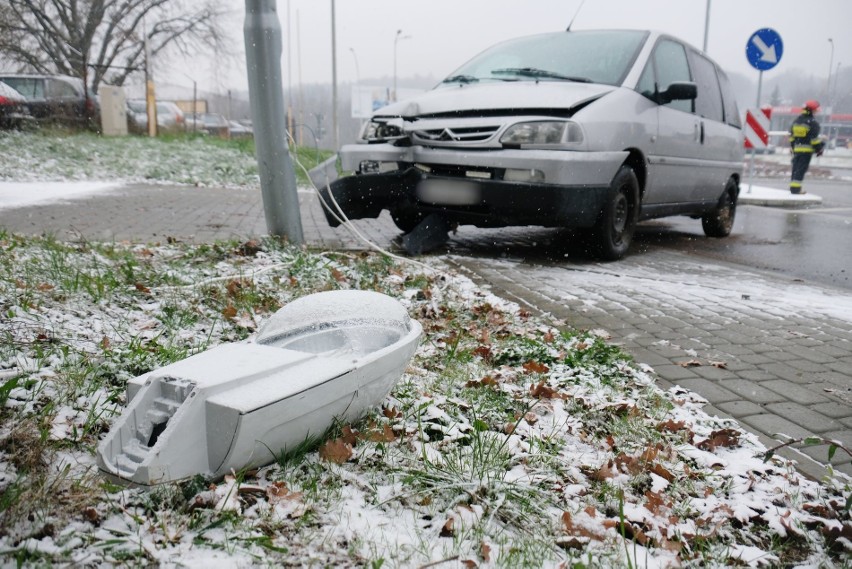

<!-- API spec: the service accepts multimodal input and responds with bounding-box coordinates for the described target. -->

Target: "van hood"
[376,81,616,119]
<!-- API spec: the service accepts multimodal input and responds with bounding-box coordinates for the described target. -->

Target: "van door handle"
[700,121,705,144]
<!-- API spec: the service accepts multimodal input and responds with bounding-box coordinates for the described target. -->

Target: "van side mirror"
[658,82,697,104]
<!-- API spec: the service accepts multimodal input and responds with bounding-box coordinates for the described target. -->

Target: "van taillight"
[0,96,8,105]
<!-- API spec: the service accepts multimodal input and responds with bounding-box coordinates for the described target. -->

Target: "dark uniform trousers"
[788,111,823,194]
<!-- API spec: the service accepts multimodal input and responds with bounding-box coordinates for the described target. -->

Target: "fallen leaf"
[709,360,728,369]
[340,425,358,446]
[461,560,477,568]
[656,420,687,433]
[331,268,346,283]
[524,412,539,425]
[37,283,54,291]
[100,336,110,350]
[651,463,675,482]
[222,304,237,319]
[543,330,555,343]
[697,428,741,452]
[134,283,151,294]
[529,382,560,399]
[440,517,455,537]
[319,439,353,463]
[82,506,100,524]
[480,542,491,562]
[473,345,493,361]
[678,359,702,367]
[466,376,499,388]
[523,361,549,374]
[382,406,401,419]
[364,423,396,443]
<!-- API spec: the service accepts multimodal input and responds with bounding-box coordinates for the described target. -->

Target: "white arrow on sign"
[752,35,778,64]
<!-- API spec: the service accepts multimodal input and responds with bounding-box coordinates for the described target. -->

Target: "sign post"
[745,28,783,193]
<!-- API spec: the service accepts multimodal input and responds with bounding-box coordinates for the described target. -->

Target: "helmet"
[804,100,820,112]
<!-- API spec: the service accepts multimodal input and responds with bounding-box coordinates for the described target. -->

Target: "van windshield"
[445,30,648,87]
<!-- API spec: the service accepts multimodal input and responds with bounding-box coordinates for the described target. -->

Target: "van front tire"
[593,165,640,261]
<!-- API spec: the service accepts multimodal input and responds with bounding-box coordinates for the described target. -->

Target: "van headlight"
[361,119,406,142]
[500,121,584,147]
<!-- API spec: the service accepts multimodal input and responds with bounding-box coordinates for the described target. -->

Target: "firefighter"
[788,100,826,194]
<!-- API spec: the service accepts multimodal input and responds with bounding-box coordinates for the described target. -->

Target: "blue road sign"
[746,28,783,71]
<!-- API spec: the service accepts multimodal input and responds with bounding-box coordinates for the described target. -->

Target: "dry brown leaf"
[523,412,539,425]
[440,517,455,537]
[480,542,491,562]
[37,283,54,291]
[100,336,110,351]
[222,304,237,319]
[461,560,477,569]
[319,439,353,464]
[697,428,741,451]
[576,341,589,351]
[82,506,100,525]
[382,406,401,420]
[529,382,561,399]
[650,463,675,482]
[709,360,728,369]
[331,268,346,283]
[135,283,151,294]
[466,375,499,389]
[473,345,493,361]
[543,330,556,343]
[656,419,687,433]
[340,425,358,446]
[365,423,397,443]
[678,359,703,367]
[523,361,550,374]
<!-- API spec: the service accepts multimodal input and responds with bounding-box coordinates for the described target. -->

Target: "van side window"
[48,79,79,99]
[653,39,691,113]
[636,61,656,101]
[717,70,742,128]
[2,78,43,99]
[691,53,724,122]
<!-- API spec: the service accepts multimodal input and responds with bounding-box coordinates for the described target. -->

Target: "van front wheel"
[593,165,640,261]
[702,178,738,238]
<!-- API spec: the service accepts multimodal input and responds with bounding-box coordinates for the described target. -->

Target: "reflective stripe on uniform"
[790,181,802,188]
[792,125,810,137]
[793,147,814,153]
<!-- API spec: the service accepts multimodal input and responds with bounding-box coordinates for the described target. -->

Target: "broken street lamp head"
[97,290,422,486]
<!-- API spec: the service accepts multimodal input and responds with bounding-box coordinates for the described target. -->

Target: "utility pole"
[244,0,304,244]
[331,0,339,150]
[703,0,711,52]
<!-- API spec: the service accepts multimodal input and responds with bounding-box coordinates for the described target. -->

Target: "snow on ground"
[0,181,124,210]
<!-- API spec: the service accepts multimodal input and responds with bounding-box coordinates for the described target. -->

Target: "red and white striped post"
[744,106,772,193]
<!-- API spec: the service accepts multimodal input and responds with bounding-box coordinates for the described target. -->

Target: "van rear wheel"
[593,165,640,261]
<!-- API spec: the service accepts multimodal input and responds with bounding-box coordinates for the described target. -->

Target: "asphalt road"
[630,178,852,291]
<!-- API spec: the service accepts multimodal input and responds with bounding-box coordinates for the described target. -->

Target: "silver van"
[319,29,744,259]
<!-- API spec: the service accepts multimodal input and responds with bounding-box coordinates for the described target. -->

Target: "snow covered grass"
[0,232,850,567]
[0,131,849,566]
[0,130,332,187]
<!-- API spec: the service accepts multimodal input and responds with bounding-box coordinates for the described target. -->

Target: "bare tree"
[0,0,228,93]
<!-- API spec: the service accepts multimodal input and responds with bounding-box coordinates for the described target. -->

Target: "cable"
[286,133,444,275]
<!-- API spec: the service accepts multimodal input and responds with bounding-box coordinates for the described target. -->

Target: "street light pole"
[393,30,410,102]
[703,0,711,53]
[331,0,339,150]
[350,47,362,119]
[826,38,835,99]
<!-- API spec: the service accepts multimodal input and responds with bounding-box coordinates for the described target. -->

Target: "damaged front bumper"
[310,143,628,229]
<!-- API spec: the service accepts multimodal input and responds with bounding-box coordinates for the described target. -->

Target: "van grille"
[412,125,500,144]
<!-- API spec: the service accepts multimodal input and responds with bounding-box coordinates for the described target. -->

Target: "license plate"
[416,179,481,206]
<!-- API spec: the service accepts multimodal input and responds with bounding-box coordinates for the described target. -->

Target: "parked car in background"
[320,29,744,260]
[186,112,230,137]
[228,120,253,139]
[0,74,98,128]
[126,99,185,134]
[0,80,35,129]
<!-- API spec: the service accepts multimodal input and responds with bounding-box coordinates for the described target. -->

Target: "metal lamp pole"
[703,0,711,52]
[243,0,303,244]
[393,30,410,102]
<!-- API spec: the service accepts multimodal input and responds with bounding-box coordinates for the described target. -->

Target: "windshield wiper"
[490,67,592,83]
[442,74,480,84]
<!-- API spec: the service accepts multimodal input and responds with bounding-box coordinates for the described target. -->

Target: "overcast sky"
[168,0,850,94]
